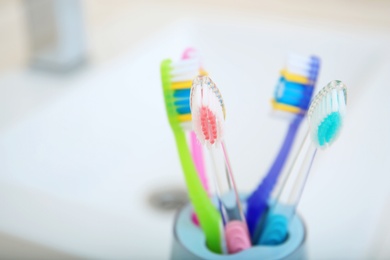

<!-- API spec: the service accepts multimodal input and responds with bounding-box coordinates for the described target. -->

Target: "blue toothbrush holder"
[171,203,306,260]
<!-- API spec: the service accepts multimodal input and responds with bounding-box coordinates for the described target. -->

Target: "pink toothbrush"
[181,48,209,225]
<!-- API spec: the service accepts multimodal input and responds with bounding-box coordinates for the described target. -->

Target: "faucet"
[24,0,86,72]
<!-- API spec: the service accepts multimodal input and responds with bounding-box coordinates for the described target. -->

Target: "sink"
[0,15,389,259]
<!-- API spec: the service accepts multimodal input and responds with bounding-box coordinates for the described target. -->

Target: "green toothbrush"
[161,58,222,253]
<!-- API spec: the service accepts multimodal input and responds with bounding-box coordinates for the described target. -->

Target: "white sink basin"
[1,15,389,259]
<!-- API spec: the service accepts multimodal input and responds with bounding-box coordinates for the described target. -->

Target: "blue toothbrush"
[246,55,320,241]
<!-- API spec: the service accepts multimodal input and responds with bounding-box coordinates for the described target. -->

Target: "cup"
[171,202,306,260]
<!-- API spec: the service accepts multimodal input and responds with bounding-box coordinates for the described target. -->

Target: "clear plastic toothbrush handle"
[259,131,317,245]
[273,131,317,221]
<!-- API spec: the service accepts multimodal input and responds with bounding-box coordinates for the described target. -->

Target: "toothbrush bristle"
[308,80,347,148]
[272,54,320,114]
[190,76,225,147]
[163,53,205,130]
[200,106,218,144]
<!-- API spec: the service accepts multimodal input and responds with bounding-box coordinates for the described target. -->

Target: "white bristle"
[308,80,347,148]
[331,89,338,112]
[171,72,198,82]
[321,93,327,123]
[284,53,319,80]
[338,89,346,115]
[326,92,332,115]
[170,57,200,82]
[286,60,313,71]
[171,65,198,75]
[286,65,312,77]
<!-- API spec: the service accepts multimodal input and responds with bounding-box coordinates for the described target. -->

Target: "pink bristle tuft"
[200,106,218,144]
[191,76,224,147]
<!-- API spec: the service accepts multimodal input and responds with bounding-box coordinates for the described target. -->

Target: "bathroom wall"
[1,0,389,71]
[0,0,28,71]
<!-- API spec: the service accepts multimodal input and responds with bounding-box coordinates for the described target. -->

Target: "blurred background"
[1,0,390,259]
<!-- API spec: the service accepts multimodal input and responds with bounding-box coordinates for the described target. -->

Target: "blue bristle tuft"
[317,112,341,146]
[174,98,190,107]
[173,89,191,114]
[173,89,191,98]
[275,78,314,109]
[176,105,191,115]
[259,214,288,245]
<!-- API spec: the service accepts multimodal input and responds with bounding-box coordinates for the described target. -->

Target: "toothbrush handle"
[219,141,252,252]
[274,132,317,211]
[246,114,303,240]
[225,221,251,254]
[190,131,208,226]
[190,131,209,193]
[173,129,222,253]
[259,133,317,245]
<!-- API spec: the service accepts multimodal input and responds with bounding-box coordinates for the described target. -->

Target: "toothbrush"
[246,54,320,241]
[259,80,347,245]
[181,48,210,225]
[161,59,222,253]
[190,75,251,254]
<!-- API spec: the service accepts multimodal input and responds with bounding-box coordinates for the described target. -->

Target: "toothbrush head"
[190,76,225,147]
[272,55,320,114]
[161,56,204,131]
[308,80,347,148]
